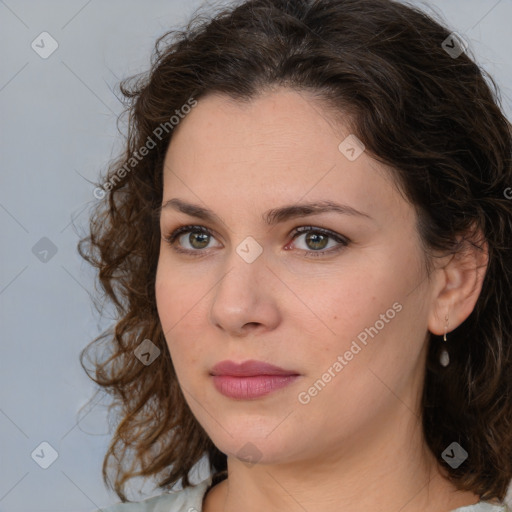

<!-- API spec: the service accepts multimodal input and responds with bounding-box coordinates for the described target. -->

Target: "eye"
[163,225,220,256]
[287,226,349,258]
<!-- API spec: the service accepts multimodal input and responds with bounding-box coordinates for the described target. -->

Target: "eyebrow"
[159,198,373,225]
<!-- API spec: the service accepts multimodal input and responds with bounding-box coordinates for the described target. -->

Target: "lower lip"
[211,375,300,399]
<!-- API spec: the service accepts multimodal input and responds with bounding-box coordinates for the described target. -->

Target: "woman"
[81,0,512,510]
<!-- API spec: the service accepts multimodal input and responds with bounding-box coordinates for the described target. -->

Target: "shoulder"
[451,502,512,512]
[94,476,212,512]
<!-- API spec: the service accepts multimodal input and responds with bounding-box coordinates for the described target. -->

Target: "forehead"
[168,87,347,156]
[161,88,403,222]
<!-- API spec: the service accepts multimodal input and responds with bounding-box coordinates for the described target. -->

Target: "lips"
[209,360,301,399]
[210,359,299,377]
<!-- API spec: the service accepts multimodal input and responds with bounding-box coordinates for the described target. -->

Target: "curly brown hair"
[78,0,512,503]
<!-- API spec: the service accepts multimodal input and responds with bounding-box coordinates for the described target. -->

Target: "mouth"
[210,359,301,400]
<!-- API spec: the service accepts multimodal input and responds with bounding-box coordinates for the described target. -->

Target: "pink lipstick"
[210,360,300,399]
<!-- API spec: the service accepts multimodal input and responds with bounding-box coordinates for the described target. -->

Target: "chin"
[210,426,300,465]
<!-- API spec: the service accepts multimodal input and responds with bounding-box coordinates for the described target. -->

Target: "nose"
[209,249,281,337]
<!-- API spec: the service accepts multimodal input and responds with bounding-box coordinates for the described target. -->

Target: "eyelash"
[162,224,350,258]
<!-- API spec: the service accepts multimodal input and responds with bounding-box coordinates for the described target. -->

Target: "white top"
[94,475,511,512]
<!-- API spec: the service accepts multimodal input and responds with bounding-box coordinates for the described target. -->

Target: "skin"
[154,87,488,512]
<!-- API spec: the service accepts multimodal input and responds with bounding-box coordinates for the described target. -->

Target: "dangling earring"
[439,314,450,367]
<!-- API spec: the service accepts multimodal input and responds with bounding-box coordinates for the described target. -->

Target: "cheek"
[316,266,397,334]
[292,289,417,433]
[306,253,423,373]
[309,265,428,411]
[155,257,201,365]
[155,250,207,328]
[155,262,178,333]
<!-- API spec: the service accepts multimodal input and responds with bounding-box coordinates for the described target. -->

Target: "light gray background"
[1,1,511,511]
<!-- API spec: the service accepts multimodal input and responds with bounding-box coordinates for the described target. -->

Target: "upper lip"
[210,359,299,377]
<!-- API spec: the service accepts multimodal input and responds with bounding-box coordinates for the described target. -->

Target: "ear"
[427,229,489,336]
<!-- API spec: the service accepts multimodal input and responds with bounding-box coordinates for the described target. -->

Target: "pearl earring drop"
[440,315,450,367]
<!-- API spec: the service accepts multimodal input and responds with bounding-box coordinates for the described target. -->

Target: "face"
[155,87,435,467]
